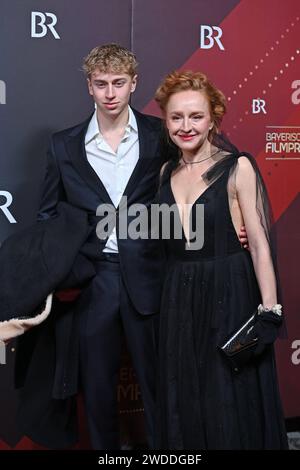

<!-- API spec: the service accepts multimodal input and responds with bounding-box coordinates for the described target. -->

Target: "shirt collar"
[127,106,138,133]
[85,106,137,145]
[85,110,99,145]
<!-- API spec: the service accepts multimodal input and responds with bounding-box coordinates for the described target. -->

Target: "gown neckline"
[168,177,219,243]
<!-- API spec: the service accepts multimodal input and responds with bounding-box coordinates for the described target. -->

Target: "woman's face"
[165,89,213,153]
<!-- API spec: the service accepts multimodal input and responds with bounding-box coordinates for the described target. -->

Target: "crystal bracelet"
[257,304,282,316]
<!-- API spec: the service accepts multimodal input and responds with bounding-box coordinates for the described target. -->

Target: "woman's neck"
[181,140,212,163]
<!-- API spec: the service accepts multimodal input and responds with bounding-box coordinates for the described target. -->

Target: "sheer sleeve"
[206,134,285,335]
[230,156,277,308]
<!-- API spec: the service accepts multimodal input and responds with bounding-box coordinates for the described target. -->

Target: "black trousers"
[78,254,158,449]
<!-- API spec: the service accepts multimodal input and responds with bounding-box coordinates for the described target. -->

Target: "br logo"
[252,99,267,114]
[200,25,225,51]
[0,191,17,223]
[31,11,60,39]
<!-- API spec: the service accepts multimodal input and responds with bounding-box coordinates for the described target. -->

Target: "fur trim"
[0,293,53,344]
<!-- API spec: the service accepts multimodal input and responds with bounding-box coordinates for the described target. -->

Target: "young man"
[37,44,168,450]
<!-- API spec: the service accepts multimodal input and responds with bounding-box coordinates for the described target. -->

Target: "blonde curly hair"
[82,43,138,78]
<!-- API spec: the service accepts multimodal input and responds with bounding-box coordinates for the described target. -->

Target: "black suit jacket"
[38,109,170,315]
[13,111,174,449]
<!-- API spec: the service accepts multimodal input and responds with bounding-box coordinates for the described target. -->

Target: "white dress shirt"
[85,106,139,253]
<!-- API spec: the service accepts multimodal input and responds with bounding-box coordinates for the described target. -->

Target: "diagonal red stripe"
[143,0,300,221]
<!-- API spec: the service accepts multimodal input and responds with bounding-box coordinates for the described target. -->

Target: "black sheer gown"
[155,140,288,450]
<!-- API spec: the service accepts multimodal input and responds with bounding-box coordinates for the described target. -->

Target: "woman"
[154,70,288,449]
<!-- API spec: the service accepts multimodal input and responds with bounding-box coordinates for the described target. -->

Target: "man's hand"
[238,225,248,249]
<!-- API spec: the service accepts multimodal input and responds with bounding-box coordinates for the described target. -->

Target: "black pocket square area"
[218,313,258,372]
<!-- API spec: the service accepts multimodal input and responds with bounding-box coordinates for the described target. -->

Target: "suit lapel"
[65,118,114,205]
[64,110,161,206]
[122,110,160,200]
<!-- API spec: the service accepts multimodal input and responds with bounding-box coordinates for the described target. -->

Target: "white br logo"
[252,99,267,114]
[291,80,300,105]
[0,191,17,223]
[200,25,225,51]
[31,11,60,39]
[0,80,6,105]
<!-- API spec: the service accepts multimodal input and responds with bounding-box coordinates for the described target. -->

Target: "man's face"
[87,69,137,118]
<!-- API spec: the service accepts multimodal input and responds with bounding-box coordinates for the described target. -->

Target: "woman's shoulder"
[237,154,255,169]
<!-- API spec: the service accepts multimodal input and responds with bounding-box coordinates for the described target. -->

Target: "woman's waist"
[167,245,246,263]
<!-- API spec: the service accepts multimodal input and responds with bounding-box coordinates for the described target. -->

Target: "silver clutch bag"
[218,313,258,372]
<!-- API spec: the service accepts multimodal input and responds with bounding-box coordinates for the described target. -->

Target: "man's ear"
[131,74,138,93]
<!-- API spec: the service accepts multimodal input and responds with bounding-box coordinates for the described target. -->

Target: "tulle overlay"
[156,143,288,450]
